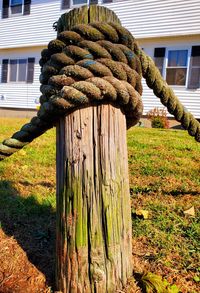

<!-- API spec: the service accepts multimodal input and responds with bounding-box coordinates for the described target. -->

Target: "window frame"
[8,58,28,83]
[61,0,91,9]
[9,0,24,16]
[1,0,30,18]
[164,47,191,88]
[61,0,113,10]
[1,57,35,84]
[72,0,88,6]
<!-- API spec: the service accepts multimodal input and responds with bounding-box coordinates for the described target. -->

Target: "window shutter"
[191,46,200,57]
[154,48,166,76]
[62,0,70,9]
[188,46,200,89]
[24,0,31,15]
[1,59,9,83]
[90,0,98,4]
[2,0,9,19]
[154,47,166,58]
[102,0,113,3]
[27,58,35,83]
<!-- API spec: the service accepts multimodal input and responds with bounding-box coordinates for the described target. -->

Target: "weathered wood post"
[56,5,132,293]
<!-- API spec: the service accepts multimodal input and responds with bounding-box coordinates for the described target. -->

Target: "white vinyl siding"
[0,0,58,48]
[0,47,41,109]
[0,0,200,48]
[111,0,200,39]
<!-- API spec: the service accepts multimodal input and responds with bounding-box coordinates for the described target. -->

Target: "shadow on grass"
[164,190,199,196]
[130,186,199,197]
[0,180,56,289]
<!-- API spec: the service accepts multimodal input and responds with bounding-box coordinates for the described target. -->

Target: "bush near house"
[147,107,170,129]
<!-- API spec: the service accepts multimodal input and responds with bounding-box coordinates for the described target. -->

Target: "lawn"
[0,117,199,292]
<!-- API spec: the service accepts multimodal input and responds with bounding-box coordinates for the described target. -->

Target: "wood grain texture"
[56,105,132,292]
[57,5,121,33]
[56,6,132,292]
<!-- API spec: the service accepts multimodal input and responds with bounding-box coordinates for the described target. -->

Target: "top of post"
[56,5,121,34]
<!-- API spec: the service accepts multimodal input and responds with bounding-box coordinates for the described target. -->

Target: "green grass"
[127,127,200,292]
[0,118,199,291]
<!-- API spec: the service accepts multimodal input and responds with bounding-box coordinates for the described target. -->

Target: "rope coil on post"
[0,21,199,161]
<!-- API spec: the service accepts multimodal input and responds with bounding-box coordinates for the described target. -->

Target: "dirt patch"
[0,229,51,293]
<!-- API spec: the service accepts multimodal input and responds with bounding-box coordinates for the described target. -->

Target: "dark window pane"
[11,4,22,14]
[166,68,176,84]
[11,0,22,5]
[18,59,27,81]
[168,51,177,67]
[177,50,188,66]
[73,0,87,4]
[168,50,188,67]
[166,68,187,85]
[9,60,17,82]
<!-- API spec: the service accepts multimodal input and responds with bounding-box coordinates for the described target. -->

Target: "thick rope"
[134,49,200,142]
[0,22,199,161]
[0,22,143,161]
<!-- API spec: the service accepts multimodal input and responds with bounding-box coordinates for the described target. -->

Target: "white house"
[0,0,200,118]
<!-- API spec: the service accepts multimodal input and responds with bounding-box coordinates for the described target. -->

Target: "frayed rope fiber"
[0,22,199,161]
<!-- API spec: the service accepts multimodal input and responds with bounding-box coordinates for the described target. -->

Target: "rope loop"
[1,21,199,161]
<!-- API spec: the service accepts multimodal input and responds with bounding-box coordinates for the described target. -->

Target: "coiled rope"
[0,22,199,161]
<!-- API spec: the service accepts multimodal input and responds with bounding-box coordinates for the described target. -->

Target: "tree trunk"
[56,104,132,293]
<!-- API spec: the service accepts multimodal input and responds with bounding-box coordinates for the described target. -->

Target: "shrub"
[147,107,169,129]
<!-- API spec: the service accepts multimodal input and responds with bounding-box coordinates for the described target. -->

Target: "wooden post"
[56,6,132,293]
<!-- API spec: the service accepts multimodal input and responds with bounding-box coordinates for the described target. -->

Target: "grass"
[0,118,199,292]
[128,127,200,292]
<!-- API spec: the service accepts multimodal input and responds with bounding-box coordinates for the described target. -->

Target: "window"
[9,59,28,82]
[10,0,23,15]
[166,50,188,86]
[9,59,27,82]
[188,46,200,89]
[62,0,112,9]
[2,0,31,18]
[73,0,87,4]
[9,59,18,81]
[1,58,35,83]
[154,47,166,76]
[153,46,200,89]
